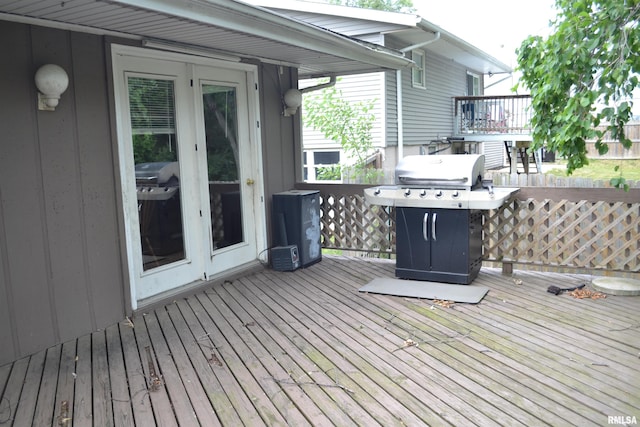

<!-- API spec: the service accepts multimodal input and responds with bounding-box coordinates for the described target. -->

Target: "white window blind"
[128,77,176,135]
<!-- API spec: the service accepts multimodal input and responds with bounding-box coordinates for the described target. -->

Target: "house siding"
[260,62,300,222]
[387,36,471,147]
[483,140,507,169]
[381,36,509,168]
[0,21,298,366]
[0,22,125,365]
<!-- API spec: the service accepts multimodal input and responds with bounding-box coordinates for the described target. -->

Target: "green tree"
[327,0,414,13]
[515,0,640,189]
[303,85,382,184]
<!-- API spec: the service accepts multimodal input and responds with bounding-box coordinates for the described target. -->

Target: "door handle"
[422,212,429,241]
[432,212,437,241]
[246,178,255,186]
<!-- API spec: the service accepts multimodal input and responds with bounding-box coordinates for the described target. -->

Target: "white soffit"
[0,0,415,78]
[246,0,512,75]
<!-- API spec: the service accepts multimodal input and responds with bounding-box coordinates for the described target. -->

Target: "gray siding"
[401,52,467,143]
[482,140,507,169]
[0,22,125,365]
[385,35,484,148]
[260,63,300,238]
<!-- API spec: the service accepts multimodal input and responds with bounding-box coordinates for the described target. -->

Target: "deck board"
[131,312,178,427]
[32,344,60,426]
[54,341,78,427]
[118,320,156,427]
[171,300,255,425]
[257,270,478,425]
[242,273,435,426]
[11,349,45,426]
[73,333,93,425]
[213,282,361,426]
[106,323,134,426]
[144,311,200,426]
[92,330,113,426]
[300,265,546,426]
[1,256,638,426]
[192,292,294,426]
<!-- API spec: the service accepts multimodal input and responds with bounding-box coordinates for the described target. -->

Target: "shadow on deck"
[1,256,639,426]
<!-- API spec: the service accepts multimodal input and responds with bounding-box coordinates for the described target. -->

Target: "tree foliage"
[515,0,640,189]
[327,0,414,13]
[303,85,382,184]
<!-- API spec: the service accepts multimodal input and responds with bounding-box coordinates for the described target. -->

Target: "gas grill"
[135,162,183,258]
[365,154,518,284]
[365,154,518,210]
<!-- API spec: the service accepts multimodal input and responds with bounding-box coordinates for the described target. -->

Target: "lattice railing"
[319,190,395,254]
[295,183,640,275]
[484,199,640,272]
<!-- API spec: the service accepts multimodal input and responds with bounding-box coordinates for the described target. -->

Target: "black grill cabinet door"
[430,209,471,275]
[395,207,481,284]
[395,207,431,278]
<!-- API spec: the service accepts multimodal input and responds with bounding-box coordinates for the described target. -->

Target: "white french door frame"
[111,45,266,310]
[191,65,266,277]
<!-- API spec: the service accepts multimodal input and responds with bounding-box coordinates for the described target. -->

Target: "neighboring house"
[0,0,414,365]
[249,0,515,179]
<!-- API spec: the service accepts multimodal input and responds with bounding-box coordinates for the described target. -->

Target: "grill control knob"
[404,189,411,197]
[452,191,460,198]
[419,190,427,197]
[435,190,443,198]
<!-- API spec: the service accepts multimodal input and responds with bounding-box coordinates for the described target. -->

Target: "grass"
[544,158,640,181]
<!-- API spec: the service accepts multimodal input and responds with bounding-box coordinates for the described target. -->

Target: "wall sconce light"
[35,64,69,111]
[283,88,302,117]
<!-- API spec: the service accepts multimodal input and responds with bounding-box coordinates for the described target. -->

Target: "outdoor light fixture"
[35,64,69,111]
[283,88,302,116]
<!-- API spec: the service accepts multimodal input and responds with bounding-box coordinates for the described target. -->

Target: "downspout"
[300,75,337,94]
[292,76,336,182]
[396,31,440,161]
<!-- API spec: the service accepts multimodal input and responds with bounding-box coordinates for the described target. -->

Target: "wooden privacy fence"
[295,183,640,276]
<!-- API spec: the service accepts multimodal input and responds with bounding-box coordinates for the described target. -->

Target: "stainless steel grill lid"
[135,161,179,186]
[395,154,484,189]
[365,154,519,210]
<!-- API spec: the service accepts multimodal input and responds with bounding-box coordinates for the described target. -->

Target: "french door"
[112,46,265,307]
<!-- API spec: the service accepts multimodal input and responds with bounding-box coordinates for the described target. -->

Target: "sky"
[415,0,557,67]
[415,1,639,113]
[414,0,557,93]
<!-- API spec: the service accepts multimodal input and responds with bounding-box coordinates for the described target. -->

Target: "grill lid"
[135,162,179,186]
[364,153,519,209]
[395,154,484,189]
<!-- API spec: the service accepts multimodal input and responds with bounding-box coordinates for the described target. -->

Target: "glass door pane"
[128,77,186,270]
[202,84,244,252]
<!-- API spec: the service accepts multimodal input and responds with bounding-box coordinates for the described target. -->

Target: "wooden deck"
[1,256,639,426]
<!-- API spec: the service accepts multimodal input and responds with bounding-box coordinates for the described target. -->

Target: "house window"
[411,50,426,89]
[467,72,480,95]
[303,150,341,182]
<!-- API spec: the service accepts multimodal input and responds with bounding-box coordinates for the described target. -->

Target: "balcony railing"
[454,95,532,136]
[295,183,640,277]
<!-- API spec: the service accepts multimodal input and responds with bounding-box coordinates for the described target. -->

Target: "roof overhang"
[246,0,512,76]
[395,19,512,75]
[0,0,415,79]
